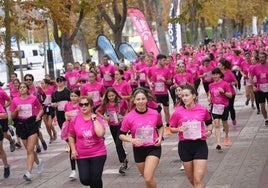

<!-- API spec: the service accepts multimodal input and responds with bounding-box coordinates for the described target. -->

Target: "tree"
[3,0,13,80]
[97,0,127,59]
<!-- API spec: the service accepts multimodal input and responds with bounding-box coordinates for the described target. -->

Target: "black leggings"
[228,95,236,121]
[109,125,127,163]
[77,155,106,187]
[232,70,242,90]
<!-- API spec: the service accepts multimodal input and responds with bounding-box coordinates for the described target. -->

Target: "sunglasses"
[79,102,90,107]
[25,79,32,81]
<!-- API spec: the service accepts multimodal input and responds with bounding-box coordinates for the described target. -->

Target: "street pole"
[46,19,55,79]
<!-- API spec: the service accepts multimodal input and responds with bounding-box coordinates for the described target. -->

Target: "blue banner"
[96,34,119,63]
[118,42,137,63]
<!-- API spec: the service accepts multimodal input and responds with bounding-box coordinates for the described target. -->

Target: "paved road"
[0,80,267,188]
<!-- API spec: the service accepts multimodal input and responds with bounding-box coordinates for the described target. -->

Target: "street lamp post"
[46,19,55,79]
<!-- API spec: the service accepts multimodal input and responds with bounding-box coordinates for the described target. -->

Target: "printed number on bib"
[182,121,202,140]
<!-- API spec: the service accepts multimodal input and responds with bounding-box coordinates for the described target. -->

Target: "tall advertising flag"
[168,0,181,51]
[127,8,160,56]
[118,42,137,63]
[96,34,119,63]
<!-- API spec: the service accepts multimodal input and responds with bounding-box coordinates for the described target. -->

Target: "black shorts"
[179,140,208,162]
[203,82,212,93]
[155,94,169,107]
[133,145,161,163]
[211,104,229,121]
[43,106,55,118]
[0,126,3,141]
[0,119,8,132]
[256,91,268,103]
[15,117,39,140]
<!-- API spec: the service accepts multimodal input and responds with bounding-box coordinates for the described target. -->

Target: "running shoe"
[37,159,44,174]
[41,140,47,151]
[251,104,256,110]
[4,164,10,178]
[245,99,249,106]
[8,125,14,136]
[216,145,223,152]
[165,127,171,135]
[265,120,268,127]
[53,131,57,141]
[119,165,126,175]
[10,139,16,152]
[179,164,184,171]
[123,159,128,170]
[224,137,230,146]
[36,147,41,154]
[15,142,22,148]
[232,120,237,126]
[23,171,32,181]
[69,170,76,180]
[257,109,260,114]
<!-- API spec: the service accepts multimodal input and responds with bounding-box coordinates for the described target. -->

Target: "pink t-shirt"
[125,69,139,86]
[79,71,89,81]
[65,70,80,89]
[173,72,194,86]
[80,82,106,107]
[169,104,211,141]
[135,61,148,83]
[112,80,132,97]
[199,65,214,83]
[121,108,162,147]
[0,104,6,115]
[10,89,20,100]
[10,95,42,119]
[96,100,128,126]
[223,70,237,95]
[99,64,116,87]
[64,101,80,115]
[250,63,268,92]
[68,113,107,159]
[209,80,232,106]
[38,85,57,105]
[0,88,10,108]
[148,66,171,95]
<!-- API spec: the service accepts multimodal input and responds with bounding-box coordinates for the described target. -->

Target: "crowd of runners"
[0,33,267,188]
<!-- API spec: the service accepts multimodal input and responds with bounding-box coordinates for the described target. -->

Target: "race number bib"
[87,91,100,102]
[140,73,146,80]
[43,95,52,105]
[212,104,225,115]
[57,101,68,111]
[259,83,268,92]
[109,111,118,123]
[135,127,154,144]
[103,73,112,81]
[182,121,202,140]
[18,104,33,118]
[69,77,77,85]
[155,82,165,92]
[204,72,212,81]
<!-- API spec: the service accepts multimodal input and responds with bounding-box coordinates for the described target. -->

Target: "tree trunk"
[200,17,207,41]
[60,34,74,68]
[98,0,127,61]
[221,19,227,40]
[180,23,187,45]
[77,29,90,63]
[113,30,122,60]
[151,0,168,55]
[4,0,13,82]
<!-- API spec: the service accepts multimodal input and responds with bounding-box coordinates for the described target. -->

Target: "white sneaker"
[180,164,184,171]
[37,159,44,174]
[69,170,76,180]
[23,171,32,181]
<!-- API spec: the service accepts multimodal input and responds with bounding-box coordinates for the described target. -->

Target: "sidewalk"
[0,88,267,188]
